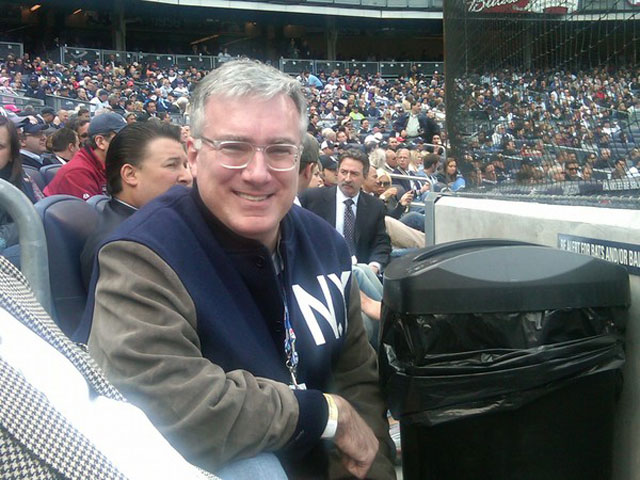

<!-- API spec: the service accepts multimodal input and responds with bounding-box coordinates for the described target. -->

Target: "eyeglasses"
[376,181,391,187]
[566,166,579,172]
[194,136,301,172]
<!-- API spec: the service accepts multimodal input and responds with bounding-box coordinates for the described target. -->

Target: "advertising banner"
[467,0,579,13]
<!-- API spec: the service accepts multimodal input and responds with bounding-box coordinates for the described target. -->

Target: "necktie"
[343,198,356,255]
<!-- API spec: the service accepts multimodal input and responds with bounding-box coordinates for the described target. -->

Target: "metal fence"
[0,42,23,60]
[0,93,44,110]
[280,58,442,77]
[1,42,440,78]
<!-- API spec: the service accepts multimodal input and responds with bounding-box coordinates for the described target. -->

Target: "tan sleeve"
[328,277,397,480]
[88,240,299,471]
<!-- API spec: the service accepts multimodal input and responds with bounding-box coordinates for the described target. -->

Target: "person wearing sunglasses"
[78,60,394,480]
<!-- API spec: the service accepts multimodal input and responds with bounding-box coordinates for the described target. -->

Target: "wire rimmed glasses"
[194,136,302,172]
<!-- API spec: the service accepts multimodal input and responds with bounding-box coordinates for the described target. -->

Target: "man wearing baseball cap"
[18,122,49,169]
[44,112,127,200]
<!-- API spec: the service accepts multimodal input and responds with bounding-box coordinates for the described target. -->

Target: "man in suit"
[393,101,440,144]
[300,148,391,274]
[0,256,218,480]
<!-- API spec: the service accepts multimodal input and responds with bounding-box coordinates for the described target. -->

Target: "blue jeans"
[352,264,383,347]
[216,453,287,480]
[400,211,425,232]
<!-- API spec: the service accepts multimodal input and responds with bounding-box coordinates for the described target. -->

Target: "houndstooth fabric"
[0,357,127,480]
[0,429,61,480]
[0,257,221,480]
[0,258,123,402]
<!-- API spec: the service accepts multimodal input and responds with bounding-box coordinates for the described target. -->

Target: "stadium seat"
[87,194,109,212]
[35,195,98,337]
[23,166,46,191]
[40,164,63,186]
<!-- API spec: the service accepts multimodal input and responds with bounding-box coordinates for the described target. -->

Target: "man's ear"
[120,163,138,188]
[302,162,314,182]
[186,138,198,179]
[95,134,109,151]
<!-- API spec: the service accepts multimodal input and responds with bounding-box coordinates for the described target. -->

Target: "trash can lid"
[383,239,631,314]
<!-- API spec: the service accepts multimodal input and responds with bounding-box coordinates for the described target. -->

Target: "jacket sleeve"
[0,219,19,251]
[368,200,392,268]
[87,240,311,472]
[328,277,396,480]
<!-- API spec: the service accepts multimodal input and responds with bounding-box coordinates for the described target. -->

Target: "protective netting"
[443,0,640,197]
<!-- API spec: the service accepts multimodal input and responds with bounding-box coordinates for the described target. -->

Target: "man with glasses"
[78,60,395,480]
[564,160,581,181]
[18,122,49,169]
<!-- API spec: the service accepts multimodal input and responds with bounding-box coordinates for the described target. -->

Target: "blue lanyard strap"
[282,294,300,387]
[274,248,303,389]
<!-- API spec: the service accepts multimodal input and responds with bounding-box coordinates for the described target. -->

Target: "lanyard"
[274,250,305,390]
[282,288,303,389]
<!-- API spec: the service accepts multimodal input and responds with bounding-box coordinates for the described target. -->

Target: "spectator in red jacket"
[44,113,126,200]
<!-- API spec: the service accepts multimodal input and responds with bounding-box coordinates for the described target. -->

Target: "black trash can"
[379,239,630,480]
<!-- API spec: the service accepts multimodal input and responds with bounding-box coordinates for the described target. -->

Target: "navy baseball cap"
[88,112,127,136]
[319,155,338,171]
[22,122,47,135]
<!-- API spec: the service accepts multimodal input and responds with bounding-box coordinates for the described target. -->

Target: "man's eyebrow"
[212,134,298,144]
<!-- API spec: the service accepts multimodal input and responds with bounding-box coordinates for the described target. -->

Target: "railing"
[45,95,89,113]
[0,42,23,59]
[0,180,51,314]
[0,93,44,109]
[280,58,443,77]
[0,42,442,79]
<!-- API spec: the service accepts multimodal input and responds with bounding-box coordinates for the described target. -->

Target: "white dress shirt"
[335,187,381,271]
[335,187,359,239]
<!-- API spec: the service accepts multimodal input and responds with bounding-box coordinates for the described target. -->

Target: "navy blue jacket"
[78,185,357,471]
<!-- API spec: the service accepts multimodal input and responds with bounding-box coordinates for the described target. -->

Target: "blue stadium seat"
[87,194,109,212]
[40,164,63,186]
[23,166,46,192]
[35,195,98,337]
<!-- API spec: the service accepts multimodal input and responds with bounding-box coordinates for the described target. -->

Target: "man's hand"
[420,183,431,194]
[399,190,414,206]
[332,395,379,479]
[359,291,381,321]
[380,187,398,201]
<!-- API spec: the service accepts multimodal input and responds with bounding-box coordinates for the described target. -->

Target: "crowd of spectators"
[1,49,640,204]
[456,66,640,188]
[1,47,639,477]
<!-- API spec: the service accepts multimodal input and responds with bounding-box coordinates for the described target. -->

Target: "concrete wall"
[433,196,640,480]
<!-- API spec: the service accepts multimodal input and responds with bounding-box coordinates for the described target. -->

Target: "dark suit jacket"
[391,167,412,193]
[80,198,136,289]
[299,186,391,268]
[20,153,60,170]
[393,113,440,143]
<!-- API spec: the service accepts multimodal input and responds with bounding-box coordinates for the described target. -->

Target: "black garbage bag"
[380,306,625,426]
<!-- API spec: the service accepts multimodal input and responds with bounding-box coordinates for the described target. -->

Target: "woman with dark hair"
[437,157,466,191]
[0,116,45,251]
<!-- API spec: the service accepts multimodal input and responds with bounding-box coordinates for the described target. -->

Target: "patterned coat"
[0,256,217,480]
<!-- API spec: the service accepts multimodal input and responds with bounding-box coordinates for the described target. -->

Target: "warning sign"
[558,234,640,276]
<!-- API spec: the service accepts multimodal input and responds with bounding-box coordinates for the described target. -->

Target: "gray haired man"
[81,59,395,479]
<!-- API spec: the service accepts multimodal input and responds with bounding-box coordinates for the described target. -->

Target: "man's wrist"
[321,393,339,439]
